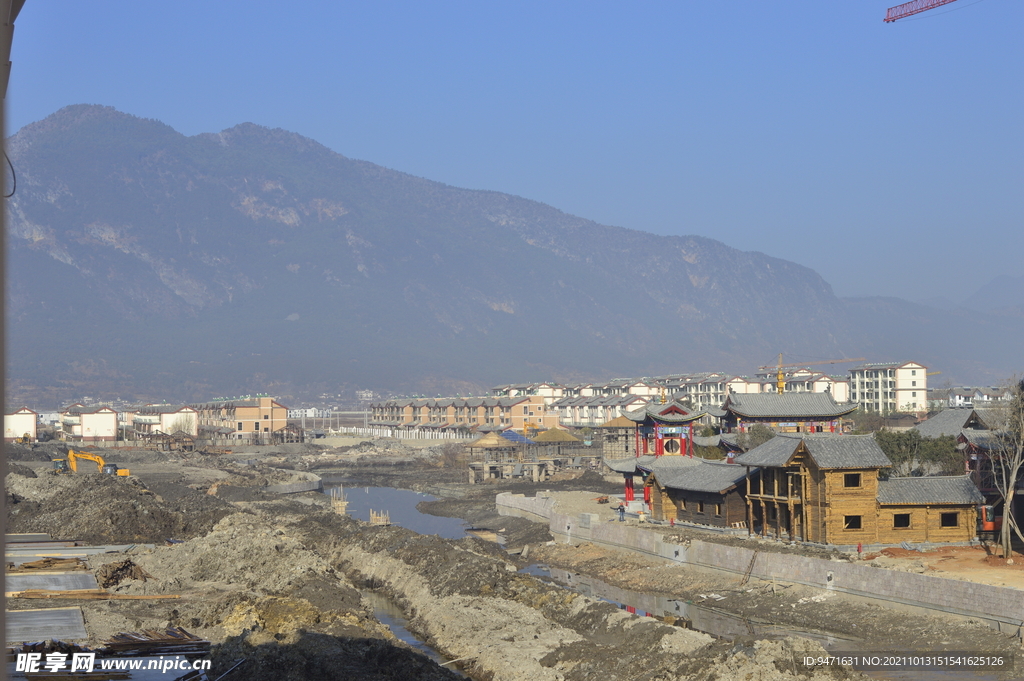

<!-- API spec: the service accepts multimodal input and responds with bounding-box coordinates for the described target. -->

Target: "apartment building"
[59,404,118,442]
[4,407,38,442]
[370,395,559,433]
[190,396,289,439]
[121,405,200,437]
[848,361,927,413]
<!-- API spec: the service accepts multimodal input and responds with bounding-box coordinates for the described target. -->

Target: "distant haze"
[4,106,1022,406]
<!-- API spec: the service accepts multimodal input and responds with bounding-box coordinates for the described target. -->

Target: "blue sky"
[8,0,1022,299]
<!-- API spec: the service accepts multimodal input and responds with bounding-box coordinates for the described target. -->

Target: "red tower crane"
[885,0,960,22]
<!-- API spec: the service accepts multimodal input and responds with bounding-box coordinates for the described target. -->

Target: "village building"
[369,395,559,434]
[735,434,981,545]
[848,361,927,413]
[913,407,994,439]
[596,415,636,459]
[644,459,749,528]
[551,395,649,428]
[623,399,706,457]
[711,392,857,435]
[59,404,118,442]
[4,407,38,442]
[190,396,289,441]
[121,405,200,438]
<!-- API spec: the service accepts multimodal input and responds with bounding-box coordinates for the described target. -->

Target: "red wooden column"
[624,475,635,501]
[643,476,651,505]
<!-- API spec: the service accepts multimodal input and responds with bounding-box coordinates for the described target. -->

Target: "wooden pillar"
[775,500,781,540]
[746,496,754,536]
[758,499,766,537]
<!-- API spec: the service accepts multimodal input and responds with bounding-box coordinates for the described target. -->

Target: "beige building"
[190,396,289,440]
[370,395,559,434]
[60,404,118,442]
[123,405,200,437]
[849,361,927,413]
[4,407,38,442]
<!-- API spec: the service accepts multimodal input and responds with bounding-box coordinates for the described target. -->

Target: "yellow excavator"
[52,450,130,476]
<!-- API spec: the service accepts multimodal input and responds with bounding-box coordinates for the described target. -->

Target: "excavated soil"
[5,440,1023,680]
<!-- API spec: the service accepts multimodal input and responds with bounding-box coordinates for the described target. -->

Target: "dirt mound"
[4,443,62,462]
[5,472,236,543]
[6,463,38,478]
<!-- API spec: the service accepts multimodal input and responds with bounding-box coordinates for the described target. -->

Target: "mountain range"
[5,105,1021,406]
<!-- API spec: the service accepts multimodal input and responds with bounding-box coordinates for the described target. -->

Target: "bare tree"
[990,378,1024,558]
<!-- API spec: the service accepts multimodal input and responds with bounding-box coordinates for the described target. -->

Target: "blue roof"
[501,430,535,445]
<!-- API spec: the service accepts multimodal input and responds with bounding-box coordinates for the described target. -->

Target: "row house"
[551,395,649,428]
[490,383,565,405]
[190,396,289,440]
[120,405,200,437]
[369,395,559,433]
[59,404,118,442]
[4,407,38,442]
[848,361,927,413]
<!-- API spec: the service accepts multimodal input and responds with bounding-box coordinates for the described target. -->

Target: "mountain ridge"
[5,105,1018,405]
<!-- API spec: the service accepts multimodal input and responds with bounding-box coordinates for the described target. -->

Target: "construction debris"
[7,557,89,572]
[100,627,210,656]
[97,559,154,588]
[8,588,181,600]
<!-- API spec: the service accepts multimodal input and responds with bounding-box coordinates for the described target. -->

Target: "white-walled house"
[4,407,38,442]
[60,404,118,442]
[122,405,200,436]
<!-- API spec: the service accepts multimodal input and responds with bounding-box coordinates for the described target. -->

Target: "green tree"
[991,378,1024,558]
[875,429,922,476]
[737,424,776,452]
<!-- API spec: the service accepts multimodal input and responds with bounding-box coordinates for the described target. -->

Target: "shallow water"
[323,485,469,539]
[360,589,466,676]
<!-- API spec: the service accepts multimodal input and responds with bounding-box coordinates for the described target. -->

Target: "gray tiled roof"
[603,455,656,473]
[721,393,857,419]
[624,401,705,424]
[733,435,801,467]
[654,460,748,494]
[734,434,891,469]
[913,409,973,438]
[877,476,984,505]
[135,405,194,414]
[958,429,1001,450]
[645,455,704,473]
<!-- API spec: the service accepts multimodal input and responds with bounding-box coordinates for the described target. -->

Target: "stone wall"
[497,492,1024,632]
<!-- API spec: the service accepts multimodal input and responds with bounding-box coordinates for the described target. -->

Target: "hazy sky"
[8,1,1022,299]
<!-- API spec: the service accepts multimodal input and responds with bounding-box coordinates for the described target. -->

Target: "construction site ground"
[5,440,1023,680]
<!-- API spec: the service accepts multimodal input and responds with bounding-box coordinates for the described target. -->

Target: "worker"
[616,503,626,522]
[638,509,647,524]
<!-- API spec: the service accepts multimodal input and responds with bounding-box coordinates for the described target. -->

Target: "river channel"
[324,485,997,680]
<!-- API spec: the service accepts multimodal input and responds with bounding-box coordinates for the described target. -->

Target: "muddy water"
[324,485,470,538]
[360,590,467,677]
[522,564,999,681]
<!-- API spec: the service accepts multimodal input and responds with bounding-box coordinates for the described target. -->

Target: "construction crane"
[758,355,867,395]
[884,0,959,22]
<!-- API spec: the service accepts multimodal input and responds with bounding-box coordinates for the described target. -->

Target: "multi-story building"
[190,396,289,440]
[121,405,200,437]
[370,395,559,433]
[4,407,38,442]
[550,395,649,428]
[59,404,118,442]
[848,361,927,413]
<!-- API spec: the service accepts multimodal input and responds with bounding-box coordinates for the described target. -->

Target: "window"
[893,514,911,528]
[679,498,686,510]
[254,423,259,431]
[844,515,862,530]
[912,392,917,397]
[715,503,722,517]
[912,381,917,387]
[911,370,917,376]
[697,501,705,514]
[940,512,959,527]
[237,422,243,431]
[664,439,680,454]
[844,473,861,488]
[264,427,269,432]
[523,406,529,414]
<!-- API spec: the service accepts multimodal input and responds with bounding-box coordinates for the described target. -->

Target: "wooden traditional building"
[645,460,748,527]
[736,434,982,545]
[712,393,857,435]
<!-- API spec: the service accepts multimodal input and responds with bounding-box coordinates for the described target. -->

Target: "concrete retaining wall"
[497,492,1024,633]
